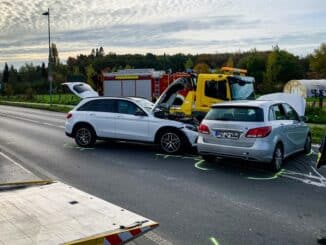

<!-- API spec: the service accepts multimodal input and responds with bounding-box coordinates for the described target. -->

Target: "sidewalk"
[0,152,41,183]
[0,152,158,245]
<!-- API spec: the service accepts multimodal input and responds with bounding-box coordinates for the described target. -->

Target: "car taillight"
[198,124,210,134]
[246,126,272,138]
[66,113,72,119]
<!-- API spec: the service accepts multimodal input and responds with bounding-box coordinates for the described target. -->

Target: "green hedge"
[0,101,71,113]
[0,94,80,105]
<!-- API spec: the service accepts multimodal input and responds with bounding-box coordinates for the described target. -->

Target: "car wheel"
[303,134,312,154]
[201,155,216,162]
[74,125,96,147]
[271,144,283,172]
[159,130,184,154]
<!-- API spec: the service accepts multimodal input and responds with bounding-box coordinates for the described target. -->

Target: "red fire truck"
[101,69,190,100]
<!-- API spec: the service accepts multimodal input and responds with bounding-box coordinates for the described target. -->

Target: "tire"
[201,155,216,162]
[270,144,283,172]
[303,134,312,154]
[158,130,185,154]
[74,125,96,148]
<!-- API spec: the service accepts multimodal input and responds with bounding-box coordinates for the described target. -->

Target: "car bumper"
[182,128,198,147]
[197,136,273,163]
[65,121,74,137]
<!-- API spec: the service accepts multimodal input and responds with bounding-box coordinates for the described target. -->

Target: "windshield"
[229,76,255,100]
[206,106,264,122]
[73,84,93,94]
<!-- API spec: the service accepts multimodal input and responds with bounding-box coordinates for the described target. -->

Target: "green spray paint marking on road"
[195,160,211,171]
[305,150,315,156]
[155,153,211,171]
[210,237,219,245]
[247,169,285,180]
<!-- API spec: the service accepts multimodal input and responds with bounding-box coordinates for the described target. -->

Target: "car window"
[77,99,116,112]
[282,103,299,121]
[205,106,264,122]
[205,80,227,100]
[269,104,287,120]
[117,100,144,115]
[73,84,92,94]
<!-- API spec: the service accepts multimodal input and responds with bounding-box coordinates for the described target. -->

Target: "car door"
[78,99,116,138]
[282,103,307,151]
[115,100,150,141]
[269,104,292,154]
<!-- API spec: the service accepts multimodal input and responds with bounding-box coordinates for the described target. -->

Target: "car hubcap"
[274,148,282,169]
[76,128,91,146]
[161,132,181,153]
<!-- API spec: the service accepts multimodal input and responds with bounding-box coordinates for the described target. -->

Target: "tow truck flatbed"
[0,181,158,245]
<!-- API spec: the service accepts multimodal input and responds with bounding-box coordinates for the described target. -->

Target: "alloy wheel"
[160,132,181,153]
[76,128,92,146]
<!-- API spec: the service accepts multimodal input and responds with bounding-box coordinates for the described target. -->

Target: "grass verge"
[0,101,72,113]
[308,123,326,144]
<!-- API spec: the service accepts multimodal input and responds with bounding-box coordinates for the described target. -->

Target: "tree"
[2,63,9,84]
[263,46,304,93]
[4,83,14,96]
[237,50,267,83]
[91,49,96,57]
[50,43,60,65]
[99,47,105,56]
[85,64,96,88]
[193,63,210,73]
[225,56,234,67]
[184,58,193,70]
[310,43,326,78]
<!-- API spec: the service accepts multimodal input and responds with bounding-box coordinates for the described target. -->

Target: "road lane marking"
[0,152,33,174]
[0,112,65,129]
[143,231,172,245]
[247,166,326,188]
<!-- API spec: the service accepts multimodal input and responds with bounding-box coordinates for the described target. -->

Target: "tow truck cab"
[156,67,256,121]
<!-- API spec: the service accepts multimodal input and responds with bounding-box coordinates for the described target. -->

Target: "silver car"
[197,100,311,171]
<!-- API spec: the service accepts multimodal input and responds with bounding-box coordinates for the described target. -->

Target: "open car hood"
[258,92,306,116]
[62,82,98,99]
[152,77,193,113]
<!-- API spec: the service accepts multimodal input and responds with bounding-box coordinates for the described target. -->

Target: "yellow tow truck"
[154,67,255,122]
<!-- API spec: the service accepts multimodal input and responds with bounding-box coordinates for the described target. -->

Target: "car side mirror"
[134,110,147,117]
[299,116,307,122]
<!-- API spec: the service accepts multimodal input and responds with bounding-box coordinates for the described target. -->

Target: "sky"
[0,0,326,70]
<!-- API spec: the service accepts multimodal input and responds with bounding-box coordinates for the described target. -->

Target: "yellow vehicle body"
[158,67,254,121]
[171,73,232,117]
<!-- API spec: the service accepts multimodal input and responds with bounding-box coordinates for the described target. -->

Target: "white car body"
[63,83,198,153]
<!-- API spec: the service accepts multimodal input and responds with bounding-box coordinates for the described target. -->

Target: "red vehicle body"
[101,69,190,101]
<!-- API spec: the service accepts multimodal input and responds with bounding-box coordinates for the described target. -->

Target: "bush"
[25,87,34,100]
[306,106,326,124]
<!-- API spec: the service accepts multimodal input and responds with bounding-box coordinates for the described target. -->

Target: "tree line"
[1,43,325,97]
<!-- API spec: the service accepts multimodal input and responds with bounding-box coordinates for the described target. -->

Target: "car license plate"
[215,130,240,139]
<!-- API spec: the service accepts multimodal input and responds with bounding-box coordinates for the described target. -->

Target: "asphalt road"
[0,105,326,245]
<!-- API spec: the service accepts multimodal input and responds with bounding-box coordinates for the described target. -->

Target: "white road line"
[144,231,173,245]
[0,152,33,175]
[0,112,65,129]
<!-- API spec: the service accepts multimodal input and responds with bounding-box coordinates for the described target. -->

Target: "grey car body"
[197,100,311,170]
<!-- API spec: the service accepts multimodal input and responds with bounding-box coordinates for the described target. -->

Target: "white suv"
[64,91,198,154]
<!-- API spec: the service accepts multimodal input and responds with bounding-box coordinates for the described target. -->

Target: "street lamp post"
[42,8,52,106]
